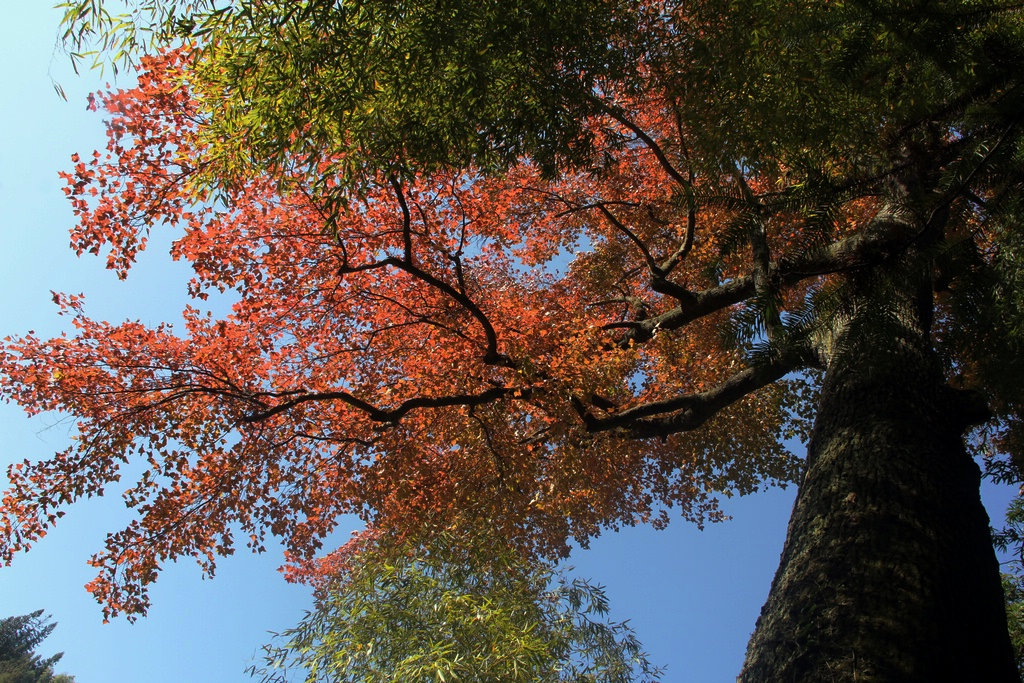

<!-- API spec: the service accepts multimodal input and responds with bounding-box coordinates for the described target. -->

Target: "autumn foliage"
[0,47,819,618]
[13,0,1023,677]
[6,0,1024,640]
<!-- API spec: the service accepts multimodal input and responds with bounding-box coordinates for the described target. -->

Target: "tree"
[6,0,1023,678]
[250,527,661,682]
[0,610,75,683]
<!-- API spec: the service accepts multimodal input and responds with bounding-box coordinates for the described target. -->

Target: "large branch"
[576,352,801,438]
[240,385,524,425]
[617,208,922,347]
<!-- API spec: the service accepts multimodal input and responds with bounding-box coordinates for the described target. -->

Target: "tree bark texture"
[739,297,1017,680]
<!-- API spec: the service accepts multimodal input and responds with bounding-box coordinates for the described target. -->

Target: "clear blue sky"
[0,5,1015,682]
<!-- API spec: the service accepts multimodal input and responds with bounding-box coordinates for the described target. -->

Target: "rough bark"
[739,291,1017,680]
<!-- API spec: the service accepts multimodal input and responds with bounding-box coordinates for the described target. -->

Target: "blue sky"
[0,5,1015,682]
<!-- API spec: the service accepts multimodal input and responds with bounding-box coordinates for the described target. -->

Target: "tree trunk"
[739,291,1018,679]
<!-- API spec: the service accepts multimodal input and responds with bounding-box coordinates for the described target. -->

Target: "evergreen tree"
[0,611,75,683]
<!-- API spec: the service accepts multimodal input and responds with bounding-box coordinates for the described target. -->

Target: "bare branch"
[338,261,511,367]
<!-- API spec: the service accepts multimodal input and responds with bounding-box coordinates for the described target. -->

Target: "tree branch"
[594,98,691,190]
[657,181,697,276]
[577,353,801,438]
[596,203,660,274]
[338,245,511,367]
[733,164,783,342]
[240,385,527,425]
[616,206,926,348]
[389,175,414,263]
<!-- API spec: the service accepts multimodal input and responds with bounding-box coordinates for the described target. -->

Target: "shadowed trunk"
[739,270,1017,679]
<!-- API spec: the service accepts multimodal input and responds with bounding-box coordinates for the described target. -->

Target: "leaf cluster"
[652,0,1024,175]
[60,0,645,187]
[58,0,224,75]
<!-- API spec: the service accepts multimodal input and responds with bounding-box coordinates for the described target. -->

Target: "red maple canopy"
[0,49,827,618]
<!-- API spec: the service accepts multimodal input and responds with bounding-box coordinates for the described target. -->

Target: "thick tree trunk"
[739,299,1017,679]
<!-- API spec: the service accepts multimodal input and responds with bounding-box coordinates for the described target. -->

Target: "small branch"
[397,259,511,366]
[926,112,1023,229]
[338,258,511,366]
[468,407,506,480]
[388,176,414,263]
[293,431,380,448]
[658,179,697,276]
[570,200,697,304]
[594,98,691,190]
[596,203,660,274]
[452,252,469,296]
